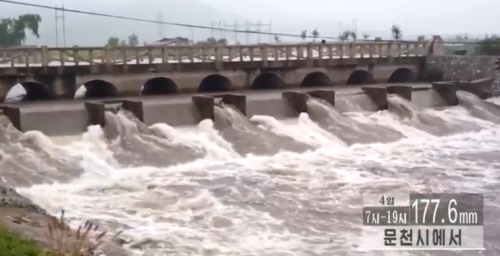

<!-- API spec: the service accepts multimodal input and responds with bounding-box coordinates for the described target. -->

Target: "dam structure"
[0,36,446,136]
[3,34,500,255]
[0,37,435,101]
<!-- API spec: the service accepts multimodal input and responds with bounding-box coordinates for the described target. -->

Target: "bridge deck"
[0,41,429,68]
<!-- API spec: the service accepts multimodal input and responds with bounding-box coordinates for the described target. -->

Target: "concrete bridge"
[0,36,445,103]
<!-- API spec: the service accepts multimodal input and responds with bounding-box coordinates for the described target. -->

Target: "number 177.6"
[412,199,444,224]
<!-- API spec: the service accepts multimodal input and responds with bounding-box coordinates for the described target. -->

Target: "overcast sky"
[0,0,497,46]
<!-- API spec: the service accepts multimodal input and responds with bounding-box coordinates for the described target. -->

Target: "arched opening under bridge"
[251,72,285,90]
[346,70,375,85]
[142,77,179,95]
[198,74,233,93]
[388,68,415,83]
[75,80,118,99]
[5,82,54,102]
[301,72,333,87]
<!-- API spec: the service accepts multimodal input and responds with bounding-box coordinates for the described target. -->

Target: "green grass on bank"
[0,210,113,256]
[0,223,43,256]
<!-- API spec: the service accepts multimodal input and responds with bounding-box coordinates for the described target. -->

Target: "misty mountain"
[2,0,477,47]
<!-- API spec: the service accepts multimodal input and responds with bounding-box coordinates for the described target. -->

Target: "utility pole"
[54,5,58,47]
[157,12,164,38]
[54,5,66,47]
[62,5,66,47]
[219,20,223,39]
[269,20,272,43]
[257,20,261,43]
[245,20,250,44]
[211,21,215,38]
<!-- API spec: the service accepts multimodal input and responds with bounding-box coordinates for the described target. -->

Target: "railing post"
[135,48,140,64]
[175,48,181,71]
[59,49,65,67]
[228,47,233,62]
[147,47,154,64]
[297,45,303,59]
[369,43,374,58]
[261,45,268,67]
[349,43,355,58]
[33,50,39,63]
[88,49,94,66]
[72,46,79,66]
[215,46,223,70]
[41,46,49,67]
[318,44,324,62]
[306,44,313,66]
[162,46,169,64]
[122,47,128,71]
[22,50,28,68]
[239,46,244,62]
[249,47,255,62]
[188,47,194,63]
[104,45,112,67]
[387,42,394,63]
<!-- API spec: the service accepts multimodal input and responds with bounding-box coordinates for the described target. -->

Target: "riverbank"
[0,183,131,256]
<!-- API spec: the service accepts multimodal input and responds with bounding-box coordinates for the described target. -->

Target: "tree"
[338,30,351,42]
[311,29,319,42]
[217,38,228,45]
[206,37,217,44]
[120,40,127,46]
[476,35,500,55]
[0,14,42,47]
[455,34,469,42]
[391,24,402,41]
[362,33,370,40]
[128,34,139,46]
[274,35,281,43]
[107,37,119,47]
[300,30,307,41]
[350,31,357,41]
[417,35,425,41]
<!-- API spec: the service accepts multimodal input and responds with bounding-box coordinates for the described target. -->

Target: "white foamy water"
[4,96,500,256]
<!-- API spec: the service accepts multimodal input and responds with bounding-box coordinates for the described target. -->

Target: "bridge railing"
[0,41,430,68]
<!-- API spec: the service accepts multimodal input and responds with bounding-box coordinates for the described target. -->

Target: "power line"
[0,0,329,40]
[0,0,498,44]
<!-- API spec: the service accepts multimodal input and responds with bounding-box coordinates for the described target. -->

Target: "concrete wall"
[425,55,497,81]
[425,55,500,97]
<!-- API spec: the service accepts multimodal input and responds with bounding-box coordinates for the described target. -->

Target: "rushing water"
[1,92,500,255]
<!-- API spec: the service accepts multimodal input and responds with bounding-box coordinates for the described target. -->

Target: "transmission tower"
[54,5,67,47]
[246,20,272,43]
[212,20,272,44]
[157,12,164,38]
[221,20,247,44]
[211,21,223,39]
